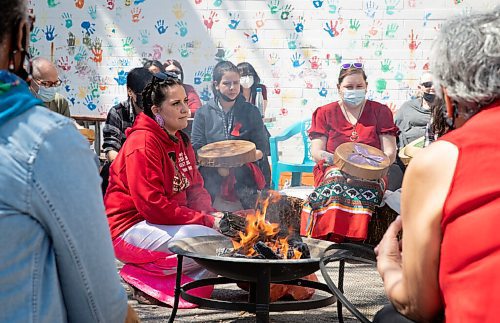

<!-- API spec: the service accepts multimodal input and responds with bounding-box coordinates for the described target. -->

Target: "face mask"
[240,76,254,89]
[423,93,436,103]
[342,89,366,107]
[218,90,237,102]
[37,86,58,102]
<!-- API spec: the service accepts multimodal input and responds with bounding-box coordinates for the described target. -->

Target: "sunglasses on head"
[421,81,433,88]
[341,62,364,70]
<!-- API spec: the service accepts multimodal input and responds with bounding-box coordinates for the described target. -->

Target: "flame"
[231,191,302,260]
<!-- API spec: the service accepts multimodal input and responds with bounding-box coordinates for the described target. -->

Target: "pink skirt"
[113,221,221,308]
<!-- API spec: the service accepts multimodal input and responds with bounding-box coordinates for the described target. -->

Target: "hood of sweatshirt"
[125,112,182,145]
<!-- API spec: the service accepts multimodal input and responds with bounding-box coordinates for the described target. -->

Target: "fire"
[231,191,303,260]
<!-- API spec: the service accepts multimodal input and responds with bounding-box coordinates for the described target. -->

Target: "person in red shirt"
[105,72,222,308]
[375,9,500,322]
[300,63,398,242]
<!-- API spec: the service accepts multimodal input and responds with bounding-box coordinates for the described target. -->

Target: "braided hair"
[141,72,183,119]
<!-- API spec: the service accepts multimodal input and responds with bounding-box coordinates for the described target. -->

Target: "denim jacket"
[0,106,127,322]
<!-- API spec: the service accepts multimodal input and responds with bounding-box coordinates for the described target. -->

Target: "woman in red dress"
[301,63,398,242]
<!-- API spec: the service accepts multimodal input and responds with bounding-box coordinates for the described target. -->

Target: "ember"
[219,191,310,260]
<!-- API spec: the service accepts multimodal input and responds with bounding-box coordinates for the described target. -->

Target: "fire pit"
[167,235,336,323]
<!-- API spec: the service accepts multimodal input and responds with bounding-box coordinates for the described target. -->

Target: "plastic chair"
[270,119,315,190]
[319,243,388,323]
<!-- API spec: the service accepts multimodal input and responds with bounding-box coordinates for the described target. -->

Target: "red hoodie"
[105,112,215,239]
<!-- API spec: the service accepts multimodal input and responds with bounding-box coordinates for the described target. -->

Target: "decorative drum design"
[334,142,391,180]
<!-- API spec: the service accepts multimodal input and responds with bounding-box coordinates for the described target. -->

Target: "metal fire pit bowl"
[168,235,333,282]
[166,235,336,323]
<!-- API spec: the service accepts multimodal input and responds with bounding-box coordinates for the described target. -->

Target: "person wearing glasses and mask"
[101,66,153,194]
[301,63,398,243]
[394,72,435,150]
[105,72,222,307]
[30,57,70,117]
[191,60,268,210]
[0,1,136,322]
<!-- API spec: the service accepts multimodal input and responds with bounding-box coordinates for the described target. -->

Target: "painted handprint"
[362,35,371,48]
[61,13,73,29]
[268,0,281,15]
[122,37,134,55]
[124,0,131,6]
[385,0,400,15]
[43,25,58,42]
[349,19,361,32]
[290,52,305,68]
[203,11,219,30]
[172,3,185,19]
[88,5,97,20]
[75,0,84,9]
[131,7,143,23]
[29,46,40,57]
[213,0,222,7]
[374,42,384,57]
[244,31,259,44]
[134,0,145,4]
[228,12,240,30]
[327,0,339,14]
[294,16,305,33]
[385,23,399,38]
[313,0,324,8]
[138,29,150,44]
[175,21,188,37]
[89,83,100,98]
[91,47,103,63]
[255,11,265,29]
[318,81,328,97]
[380,59,393,73]
[368,19,382,36]
[280,4,293,20]
[74,46,88,62]
[82,33,92,48]
[155,20,168,34]
[84,95,97,111]
[81,21,95,35]
[178,43,191,58]
[408,29,421,51]
[48,0,60,8]
[193,70,204,85]
[203,67,213,82]
[309,56,321,69]
[287,33,298,50]
[107,0,115,10]
[57,56,73,71]
[200,86,211,102]
[30,27,42,43]
[114,70,128,86]
[364,1,378,19]
[423,12,431,27]
[323,20,344,37]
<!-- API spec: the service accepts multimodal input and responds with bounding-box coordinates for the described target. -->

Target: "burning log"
[254,241,281,259]
[219,212,247,239]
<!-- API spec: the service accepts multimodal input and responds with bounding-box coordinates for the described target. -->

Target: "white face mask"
[342,89,366,107]
[240,75,254,89]
[37,86,59,102]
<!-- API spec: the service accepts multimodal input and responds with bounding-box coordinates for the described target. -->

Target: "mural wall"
[30,0,493,126]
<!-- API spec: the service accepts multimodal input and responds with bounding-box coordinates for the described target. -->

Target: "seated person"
[237,61,271,187]
[143,59,164,74]
[301,63,398,242]
[0,6,132,321]
[163,59,202,117]
[191,60,268,210]
[30,57,70,117]
[423,96,450,146]
[375,9,500,323]
[101,67,153,194]
[105,72,222,308]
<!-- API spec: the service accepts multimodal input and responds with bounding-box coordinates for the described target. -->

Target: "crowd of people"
[1,0,498,321]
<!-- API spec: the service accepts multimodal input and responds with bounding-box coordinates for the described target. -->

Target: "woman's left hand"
[256,149,263,160]
[375,216,403,281]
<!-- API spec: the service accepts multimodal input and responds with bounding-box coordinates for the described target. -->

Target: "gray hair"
[430,8,500,105]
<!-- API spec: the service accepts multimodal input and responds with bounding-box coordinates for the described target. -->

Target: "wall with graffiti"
[30,0,492,124]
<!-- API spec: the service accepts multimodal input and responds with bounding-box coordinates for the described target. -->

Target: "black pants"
[373,304,417,323]
[100,161,111,196]
[199,165,260,210]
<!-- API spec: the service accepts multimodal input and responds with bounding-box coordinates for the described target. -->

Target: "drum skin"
[197,140,257,168]
[334,142,390,180]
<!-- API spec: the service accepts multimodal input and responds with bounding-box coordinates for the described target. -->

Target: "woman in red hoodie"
[105,72,221,308]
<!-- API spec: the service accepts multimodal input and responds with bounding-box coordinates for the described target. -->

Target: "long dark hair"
[237,62,260,101]
[211,60,239,97]
[141,72,183,119]
[429,96,450,138]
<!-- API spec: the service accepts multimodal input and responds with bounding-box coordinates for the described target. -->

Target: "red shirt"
[309,100,398,151]
[309,100,398,183]
[438,100,500,322]
[105,113,215,239]
[184,84,202,115]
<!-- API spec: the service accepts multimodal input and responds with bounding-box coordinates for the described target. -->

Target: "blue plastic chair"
[270,119,315,190]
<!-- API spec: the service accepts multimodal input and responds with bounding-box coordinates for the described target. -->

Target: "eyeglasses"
[420,81,433,88]
[341,62,364,70]
[35,78,62,88]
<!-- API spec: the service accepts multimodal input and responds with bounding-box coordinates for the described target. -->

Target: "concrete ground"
[124,260,388,323]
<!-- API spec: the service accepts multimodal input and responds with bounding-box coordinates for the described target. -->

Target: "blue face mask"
[342,89,366,107]
[37,86,59,102]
